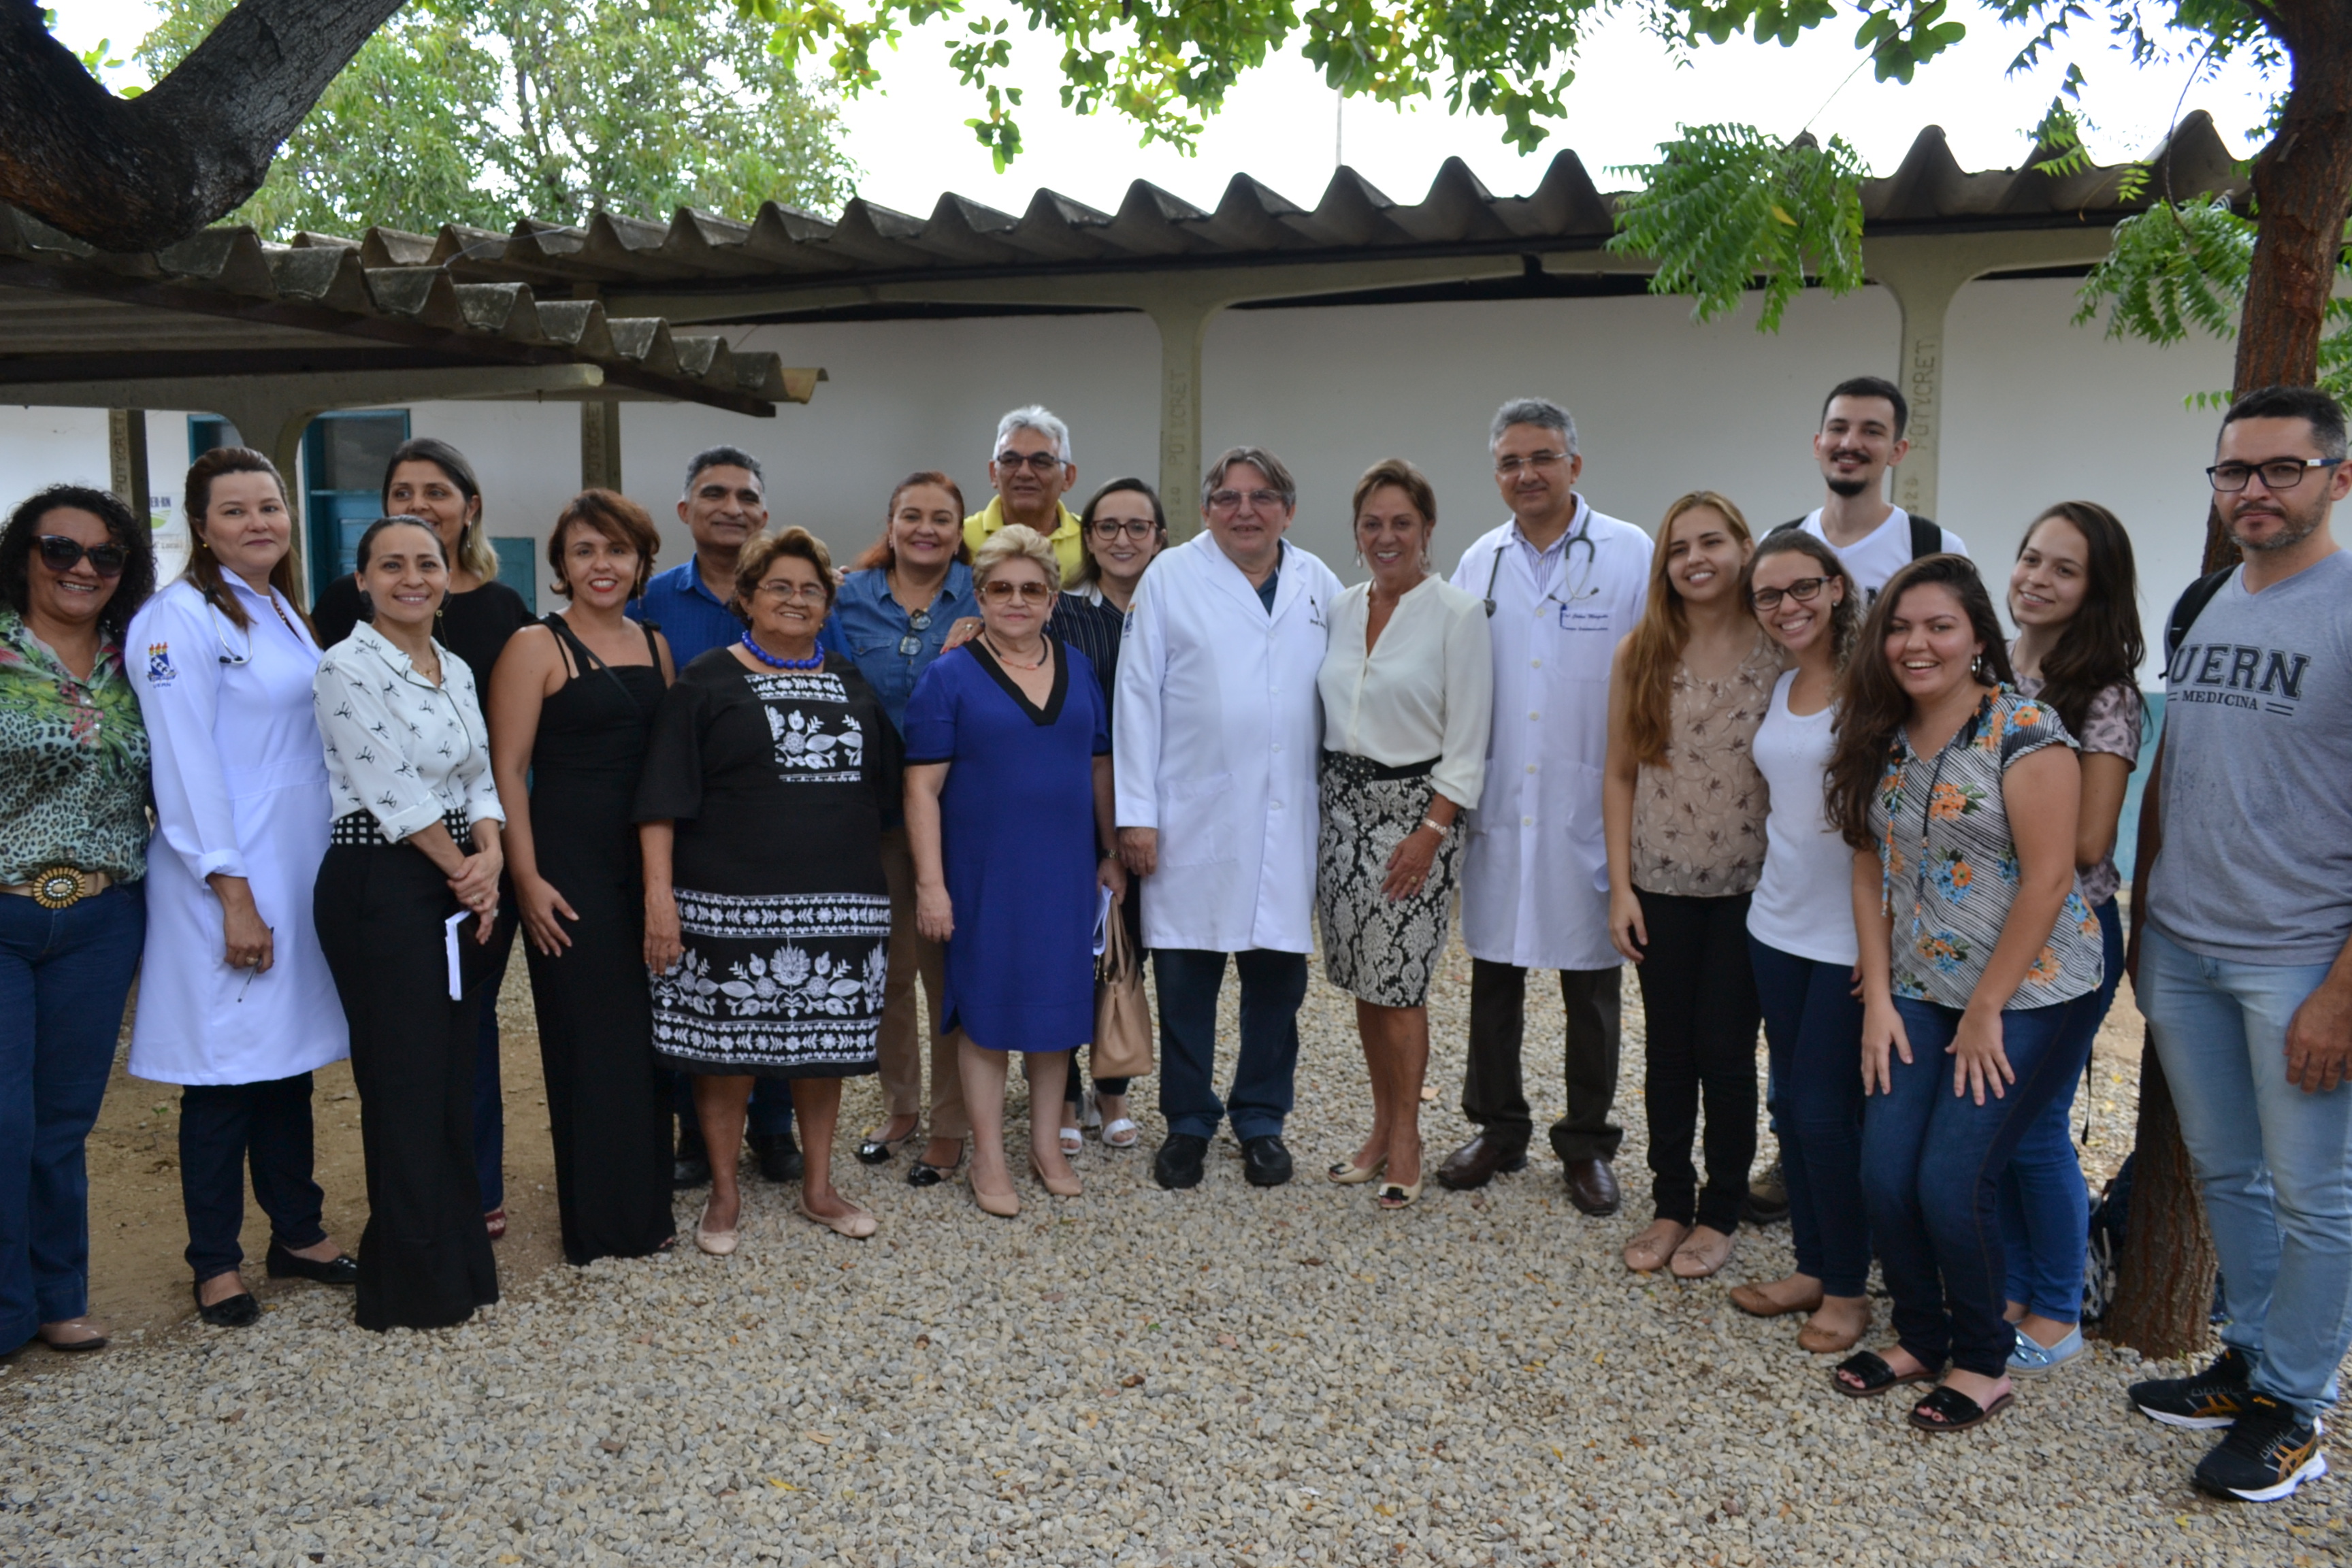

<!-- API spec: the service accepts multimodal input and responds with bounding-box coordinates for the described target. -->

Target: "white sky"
[54,2,2278,218]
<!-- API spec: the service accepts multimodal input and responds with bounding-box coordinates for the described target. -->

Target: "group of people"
[1,375,2346,1508]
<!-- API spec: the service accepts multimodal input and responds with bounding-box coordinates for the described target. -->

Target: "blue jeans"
[1861,991,2102,1377]
[1996,898,2124,1322]
[2140,924,2352,1417]
[1153,948,1307,1141]
[1749,937,1869,1297]
[0,883,144,1348]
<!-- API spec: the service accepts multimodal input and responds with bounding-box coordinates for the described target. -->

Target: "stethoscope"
[1482,506,1598,618]
[208,598,255,666]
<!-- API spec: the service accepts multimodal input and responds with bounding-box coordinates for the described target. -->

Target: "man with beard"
[2128,385,2352,1504]
[1783,375,1967,599]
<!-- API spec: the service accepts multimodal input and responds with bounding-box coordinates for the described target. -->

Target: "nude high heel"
[1028,1153,1082,1198]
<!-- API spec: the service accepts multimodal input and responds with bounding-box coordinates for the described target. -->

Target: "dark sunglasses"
[36,535,129,578]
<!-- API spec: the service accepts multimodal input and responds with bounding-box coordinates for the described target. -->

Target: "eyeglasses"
[1749,576,1829,612]
[898,606,932,657]
[1207,488,1286,514]
[1494,451,1569,478]
[755,581,830,604]
[1090,519,1157,541]
[995,451,1066,473]
[979,580,1054,604]
[2208,456,2345,492]
[36,536,128,578]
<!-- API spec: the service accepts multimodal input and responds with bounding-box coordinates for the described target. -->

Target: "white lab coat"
[125,578,348,1085]
[1115,533,1340,953]
[1449,502,1654,973]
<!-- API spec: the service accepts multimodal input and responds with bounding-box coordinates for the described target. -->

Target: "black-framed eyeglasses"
[995,451,1065,473]
[897,606,932,657]
[1750,576,1829,612]
[1090,519,1156,541]
[36,535,128,578]
[2208,456,2345,492]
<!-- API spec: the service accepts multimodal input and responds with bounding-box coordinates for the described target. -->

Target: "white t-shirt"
[1746,669,1859,966]
[1797,506,1969,600]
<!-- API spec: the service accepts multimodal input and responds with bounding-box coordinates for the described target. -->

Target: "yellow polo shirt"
[963,497,1085,587]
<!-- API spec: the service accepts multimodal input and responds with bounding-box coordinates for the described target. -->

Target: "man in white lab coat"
[1116,446,1341,1190]
[1439,398,1653,1215]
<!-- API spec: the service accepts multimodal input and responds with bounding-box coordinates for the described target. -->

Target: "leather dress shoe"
[1154,1133,1209,1190]
[1241,1134,1294,1188]
[1437,1134,1529,1192]
[1563,1157,1622,1216]
[754,1130,805,1183]
[265,1241,359,1285]
[672,1132,713,1190]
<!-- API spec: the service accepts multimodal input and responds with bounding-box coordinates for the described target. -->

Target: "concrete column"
[1146,297,1218,535]
[582,400,623,491]
[106,410,150,521]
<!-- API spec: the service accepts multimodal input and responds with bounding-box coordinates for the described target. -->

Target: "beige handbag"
[1090,903,1154,1080]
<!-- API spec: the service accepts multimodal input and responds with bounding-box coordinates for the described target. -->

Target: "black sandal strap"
[1833,1351,1897,1395]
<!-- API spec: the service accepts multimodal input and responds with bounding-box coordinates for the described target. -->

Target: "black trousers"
[1462,960,1624,1162]
[314,843,498,1332]
[1633,888,1761,1232]
[178,1073,327,1279]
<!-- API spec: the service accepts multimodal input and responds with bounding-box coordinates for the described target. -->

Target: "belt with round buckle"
[27,866,95,909]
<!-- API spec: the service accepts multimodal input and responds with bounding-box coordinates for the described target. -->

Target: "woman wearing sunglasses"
[0,485,156,1356]
[126,449,356,1330]
[1047,478,1169,1155]
[817,474,979,1185]
[903,525,1124,1216]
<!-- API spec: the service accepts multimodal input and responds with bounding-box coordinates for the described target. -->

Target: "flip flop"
[1832,1350,1941,1399]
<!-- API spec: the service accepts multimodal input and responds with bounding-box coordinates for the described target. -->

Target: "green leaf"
[1608,123,1869,332]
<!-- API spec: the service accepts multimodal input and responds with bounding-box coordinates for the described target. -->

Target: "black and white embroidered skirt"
[650,888,889,1077]
[1315,752,1462,1009]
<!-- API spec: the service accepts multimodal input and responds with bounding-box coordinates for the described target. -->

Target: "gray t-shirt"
[2149,549,2352,965]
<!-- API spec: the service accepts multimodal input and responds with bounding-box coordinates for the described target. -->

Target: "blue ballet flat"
[2008,1324,2085,1376]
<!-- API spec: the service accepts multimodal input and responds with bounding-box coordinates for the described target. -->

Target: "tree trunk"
[0,0,404,252]
[2110,1,2352,1360]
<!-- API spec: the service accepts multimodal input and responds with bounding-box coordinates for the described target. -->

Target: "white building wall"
[0,275,2235,677]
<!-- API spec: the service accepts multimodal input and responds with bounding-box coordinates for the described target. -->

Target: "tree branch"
[0,0,406,251]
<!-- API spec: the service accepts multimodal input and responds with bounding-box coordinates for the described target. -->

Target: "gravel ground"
[4,940,2346,1567]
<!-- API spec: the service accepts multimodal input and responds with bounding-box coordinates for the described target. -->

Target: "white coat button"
[1525,763,1538,774]
[1531,658,1541,668]
[1271,742,1281,752]
[1529,710,1541,721]
[1522,815,1534,826]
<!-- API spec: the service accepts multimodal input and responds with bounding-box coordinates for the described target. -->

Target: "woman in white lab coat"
[126,449,355,1330]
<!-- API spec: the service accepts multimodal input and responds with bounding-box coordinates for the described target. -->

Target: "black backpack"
[1769,512,1943,559]
[2164,566,2237,662]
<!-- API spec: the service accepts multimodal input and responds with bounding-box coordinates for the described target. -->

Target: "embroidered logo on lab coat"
[146,642,176,685]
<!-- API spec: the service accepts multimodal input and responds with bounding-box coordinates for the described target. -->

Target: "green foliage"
[136,1,858,239]
[1608,125,1869,331]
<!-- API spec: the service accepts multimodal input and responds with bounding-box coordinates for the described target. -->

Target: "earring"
[356,589,376,622]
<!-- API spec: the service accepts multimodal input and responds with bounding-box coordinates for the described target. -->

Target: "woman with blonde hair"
[1315,459,1490,1209]
[1604,491,1778,1279]
[903,524,1123,1218]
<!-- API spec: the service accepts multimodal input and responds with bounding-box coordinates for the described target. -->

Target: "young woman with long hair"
[1728,529,1873,1352]
[1998,503,2145,1375]
[1825,555,2106,1432]
[1604,491,1779,1279]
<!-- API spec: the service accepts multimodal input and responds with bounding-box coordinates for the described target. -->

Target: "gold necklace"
[982,632,1048,671]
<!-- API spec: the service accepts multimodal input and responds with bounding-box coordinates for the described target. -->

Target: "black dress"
[633,649,901,1078]
[521,616,676,1264]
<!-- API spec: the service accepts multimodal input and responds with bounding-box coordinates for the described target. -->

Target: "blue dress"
[902,640,1108,1054]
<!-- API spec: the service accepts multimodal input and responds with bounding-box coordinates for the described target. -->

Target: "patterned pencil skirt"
[1316,751,1463,1008]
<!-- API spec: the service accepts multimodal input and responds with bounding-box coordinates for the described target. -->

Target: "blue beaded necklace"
[740,630,825,671]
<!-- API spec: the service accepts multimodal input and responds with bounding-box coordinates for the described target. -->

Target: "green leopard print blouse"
[0,606,148,885]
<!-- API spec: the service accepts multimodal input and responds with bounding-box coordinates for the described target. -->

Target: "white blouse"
[1316,575,1494,809]
[312,622,504,838]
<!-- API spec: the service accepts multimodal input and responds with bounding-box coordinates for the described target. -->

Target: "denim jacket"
[817,561,978,735]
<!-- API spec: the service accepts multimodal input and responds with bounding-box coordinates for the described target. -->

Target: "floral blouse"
[1868,686,2104,1010]
[2012,665,2144,908]
[1630,634,1782,896]
[0,607,150,885]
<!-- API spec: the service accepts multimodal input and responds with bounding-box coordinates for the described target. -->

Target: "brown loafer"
[1562,1157,1621,1216]
[1436,1134,1528,1192]
[1729,1279,1825,1318]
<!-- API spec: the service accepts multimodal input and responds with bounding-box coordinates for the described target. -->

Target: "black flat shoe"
[855,1124,917,1165]
[1241,1134,1294,1188]
[1832,1349,1940,1399]
[193,1281,259,1328]
[906,1152,965,1188]
[265,1241,359,1286]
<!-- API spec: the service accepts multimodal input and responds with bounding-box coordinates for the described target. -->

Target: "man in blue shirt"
[629,446,804,1186]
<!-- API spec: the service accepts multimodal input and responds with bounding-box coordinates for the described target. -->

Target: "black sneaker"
[2193,1395,2328,1502]
[2131,1347,2255,1429]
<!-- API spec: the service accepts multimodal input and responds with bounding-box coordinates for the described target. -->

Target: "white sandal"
[1079,1089,1104,1132]
[1058,1124,1084,1156]
[1102,1117,1140,1150]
